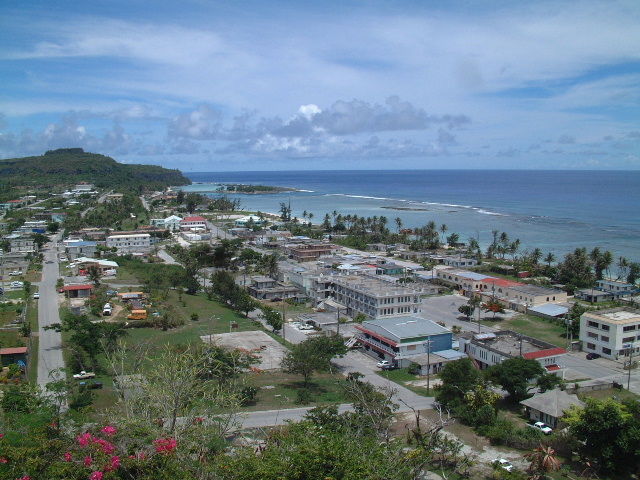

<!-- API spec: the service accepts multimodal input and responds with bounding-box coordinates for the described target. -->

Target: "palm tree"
[395,217,403,233]
[525,444,560,480]
[439,224,448,243]
[617,256,629,281]
[544,252,555,267]
[531,248,542,265]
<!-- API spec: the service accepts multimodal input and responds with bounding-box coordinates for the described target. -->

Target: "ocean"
[181,170,640,263]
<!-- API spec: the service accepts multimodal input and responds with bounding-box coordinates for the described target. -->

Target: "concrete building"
[74,183,95,192]
[62,284,94,298]
[595,279,637,297]
[151,215,182,232]
[73,257,119,275]
[64,240,97,260]
[246,276,301,301]
[503,284,567,312]
[285,243,337,262]
[580,308,640,359]
[460,331,567,371]
[436,269,492,295]
[354,315,464,372]
[331,273,422,319]
[106,233,151,254]
[180,216,207,231]
[7,235,36,253]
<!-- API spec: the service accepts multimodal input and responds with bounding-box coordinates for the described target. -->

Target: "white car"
[9,271,21,276]
[530,421,553,435]
[33,293,39,299]
[492,459,514,472]
[376,360,391,368]
[73,371,96,379]
[11,281,24,288]
[298,324,314,331]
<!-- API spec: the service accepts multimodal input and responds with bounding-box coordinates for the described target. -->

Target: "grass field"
[482,314,567,347]
[375,367,435,396]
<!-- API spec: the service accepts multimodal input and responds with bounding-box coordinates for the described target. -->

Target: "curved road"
[37,240,66,387]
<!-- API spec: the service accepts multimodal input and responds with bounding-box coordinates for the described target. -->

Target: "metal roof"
[362,316,450,342]
[528,303,568,317]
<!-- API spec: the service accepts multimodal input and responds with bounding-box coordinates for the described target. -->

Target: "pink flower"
[64,452,72,462]
[104,455,120,472]
[193,416,204,424]
[84,455,93,466]
[18,477,31,480]
[89,472,103,480]
[77,432,93,447]
[0,433,4,438]
[93,438,115,455]
[0,457,7,463]
[101,425,117,436]
[153,437,177,454]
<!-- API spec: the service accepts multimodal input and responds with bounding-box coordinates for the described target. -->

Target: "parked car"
[529,421,553,434]
[376,360,391,368]
[78,380,103,389]
[298,324,314,331]
[73,371,96,379]
[380,363,398,371]
[11,281,24,288]
[33,293,39,299]
[492,459,514,472]
[9,271,21,276]
[586,353,601,360]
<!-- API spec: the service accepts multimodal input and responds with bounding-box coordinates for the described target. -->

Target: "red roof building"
[181,216,206,222]
[62,284,93,291]
[0,347,28,355]
[523,347,567,360]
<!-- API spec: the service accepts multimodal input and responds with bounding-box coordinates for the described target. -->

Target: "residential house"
[64,240,97,260]
[62,284,94,298]
[354,316,465,372]
[150,215,182,232]
[180,216,207,231]
[0,347,28,367]
[284,243,337,262]
[580,308,640,359]
[8,235,36,253]
[520,389,585,428]
[73,257,119,276]
[595,279,637,298]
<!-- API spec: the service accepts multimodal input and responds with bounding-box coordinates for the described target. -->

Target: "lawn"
[482,314,567,347]
[578,387,639,402]
[242,371,349,411]
[375,367,435,396]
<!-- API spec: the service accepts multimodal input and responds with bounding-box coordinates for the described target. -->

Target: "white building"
[64,240,97,260]
[150,215,182,232]
[580,308,640,359]
[180,216,207,231]
[106,234,151,254]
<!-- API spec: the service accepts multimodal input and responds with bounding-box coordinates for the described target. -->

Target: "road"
[139,195,150,211]
[157,248,180,265]
[37,239,66,387]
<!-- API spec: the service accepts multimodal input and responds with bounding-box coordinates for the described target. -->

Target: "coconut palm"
[525,444,560,480]
[531,248,543,265]
[544,252,555,267]
[439,224,448,243]
[395,217,403,233]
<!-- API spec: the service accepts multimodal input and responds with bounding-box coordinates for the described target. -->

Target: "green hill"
[0,148,191,191]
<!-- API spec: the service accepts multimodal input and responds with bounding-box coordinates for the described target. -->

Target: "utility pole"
[624,343,635,390]
[281,301,286,342]
[336,306,341,336]
[426,338,432,394]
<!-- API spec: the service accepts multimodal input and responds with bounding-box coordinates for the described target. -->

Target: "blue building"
[355,315,465,373]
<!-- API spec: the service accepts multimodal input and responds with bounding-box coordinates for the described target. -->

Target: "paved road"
[37,240,66,387]
[157,248,179,265]
[139,195,150,211]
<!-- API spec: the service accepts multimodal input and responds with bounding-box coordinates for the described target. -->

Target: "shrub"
[295,388,313,405]
[240,386,259,406]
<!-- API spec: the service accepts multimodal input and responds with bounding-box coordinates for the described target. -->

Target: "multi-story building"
[64,240,97,260]
[284,243,337,262]
[150,215,182,232]
[580,308,640,359]
[180,216,207,231]
[354,315,464,372]
[595,280,637,298]
[331,273,421,319]
[501,284,567,312]
[459,331,567,370]
[106,234,151,254]
[7,235,36,253]
[246,276,301,301]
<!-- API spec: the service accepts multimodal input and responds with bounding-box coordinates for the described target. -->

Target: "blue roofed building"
[354,315,465,373]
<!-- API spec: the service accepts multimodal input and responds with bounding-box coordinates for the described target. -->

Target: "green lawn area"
[242,371,348,411]
[375,367,435,396]
[109,265,142,284]
[482,314,567,347]
[578,387,640,402]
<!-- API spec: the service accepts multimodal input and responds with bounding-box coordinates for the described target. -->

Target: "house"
[580,308,640,359]
[247,276,301,301]
[354,316,465,372]
[436,269,493,295]
[575,289,615,303]
[0,346,28,367]
[73,257,119,275]
[375,262,405,276]
[150,215,182,232]
[520,389,585,428]
[62,284,94,298]
[106,233,151,254]
[331,273,422,319]
[234,215,266,227]
[459,331,567,371]
[16,220,47,234]
[74,183,95,192]
[8,235,36,253]
[64,240,97,260]
[595,279,637,297]
[284,243,337,262]
[180,216,207,231]
[442,257,478,268]
[503,284,567,312]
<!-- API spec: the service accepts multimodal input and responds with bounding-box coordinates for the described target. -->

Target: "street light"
[623,342,635,391]
[424,337,433,394]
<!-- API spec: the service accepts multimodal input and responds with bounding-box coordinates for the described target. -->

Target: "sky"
[1,0,639,171]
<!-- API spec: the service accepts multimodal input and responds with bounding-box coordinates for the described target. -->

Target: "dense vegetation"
[0,148,190,192]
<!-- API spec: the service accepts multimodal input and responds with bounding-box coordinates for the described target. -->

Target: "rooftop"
[360,316,450,342]
[584,307,640,325]
[520,389,584,418]
[181,216,206,222]
[443,269,492,281]
[472,330,566,358]
[0,347,28,355]
[332,273,420,296]
[508,284,564,296]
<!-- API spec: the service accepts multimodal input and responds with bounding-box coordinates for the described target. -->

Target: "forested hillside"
[0,148,190,191]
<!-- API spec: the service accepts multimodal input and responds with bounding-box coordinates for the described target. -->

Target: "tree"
[184,193,201,213]
[281,335,347,388]
[260,306,283,333]
[564,397,640,475]
[486,357,545,402]
[525,445,560,480]
[395,217,402,233]
[46,222,59,233]
[86,265,102,287]
[556,248,594,290]
[436,358,481,407]
[481,298,505,319]
[457,304,474,320]
[32,233,48,250]
[446,232,460,247]
[544,252,555,268]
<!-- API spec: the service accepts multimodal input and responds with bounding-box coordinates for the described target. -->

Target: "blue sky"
[1,0,639,171]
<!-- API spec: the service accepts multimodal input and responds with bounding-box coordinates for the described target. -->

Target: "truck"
[73,371,96,379]
[528,421,553,435]
[102,303,112,316]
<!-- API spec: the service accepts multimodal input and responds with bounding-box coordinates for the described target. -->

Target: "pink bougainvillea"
[153,437,178,454]
[104,455,120,472]
[92,438,115,455]
[64,452,73,462]
[77,433,93,447]
[100,426,117,436]
[89,472,103,480]
[17,476,31,480]
[0,457,7,464]
[84,455,93,466]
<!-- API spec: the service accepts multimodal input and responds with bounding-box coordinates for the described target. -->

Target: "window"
[623,336,635,343]
[623,325,637,332]
[601,336,609,342]
[588,321,599,328]
[586,343,596,350]
[602,347,612,355]
[587,332,598,339]
[407,345,416,351]
[602,325,610,331]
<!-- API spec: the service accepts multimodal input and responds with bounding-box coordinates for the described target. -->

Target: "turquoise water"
[182,170,640,262]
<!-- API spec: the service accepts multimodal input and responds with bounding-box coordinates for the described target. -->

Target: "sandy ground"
[200,330,288,370]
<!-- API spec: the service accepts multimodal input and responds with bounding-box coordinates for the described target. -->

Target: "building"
[73,257,119,275]
[520,389,585,428]
[331,273,422,319]
[7,235,36,253]
[235,215,266,227]
[74,182,95,192]
[106,233,151,254]
[246,276,301,301]
[595,279,637,298]
[64,240,97,260]
[580,308,640,359]
[0,346,28,367]
[180,216,207,231]
[285,243,337,262]
[16,220,47,234]
[375,262,405,276]
[62,284,94,298]
[436,269,492,295]
[574,289,615,303]
[354,316,464,372]
[503,284,567,312]
[460,331,567,371]
[151,215,182,232]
